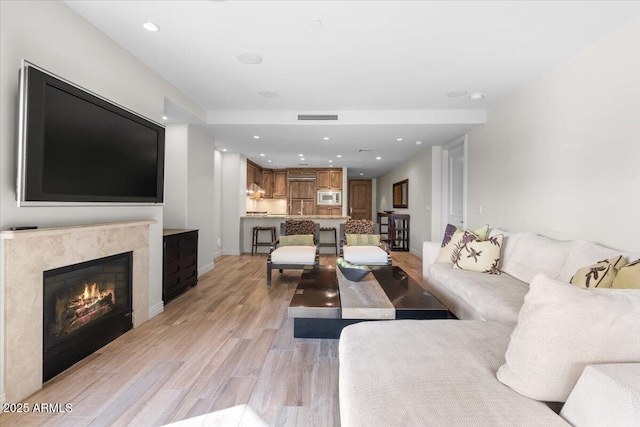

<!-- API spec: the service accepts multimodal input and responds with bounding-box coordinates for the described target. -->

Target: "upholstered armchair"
[339,219,391,266]
[267,220,320,285]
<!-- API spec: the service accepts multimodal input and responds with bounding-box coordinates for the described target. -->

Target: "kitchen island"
[241,215,350,255]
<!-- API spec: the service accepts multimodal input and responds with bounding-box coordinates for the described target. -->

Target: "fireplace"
[43,252,133,381]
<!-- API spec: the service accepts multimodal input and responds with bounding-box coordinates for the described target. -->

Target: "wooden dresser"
[163,229,199,303]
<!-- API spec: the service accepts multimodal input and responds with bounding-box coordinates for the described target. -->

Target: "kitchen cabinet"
[262,170,273,198]
[290,200,316,216]
[273,171,287,198]
[163,229,198,303]
[316,206,342,216]
[247,162,256,187]
[290,181,316,199]
[317,169,342,190]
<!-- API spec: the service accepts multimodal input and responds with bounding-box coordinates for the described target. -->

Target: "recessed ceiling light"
[222,148,227,152]
[237,53,263,65]
[415,141,423,145]
[300,158,305,161]
[259,90,278,98]
[328,160,333,163]
[323,137,330,140]
[311,20,323,28]
[396,138,403,141]
[336,154,342,158]
[259,153,265,157]
[469,93,485,101]
[360,173,364,176]
[330,165,334,167]
[267,160,272,163]
[376,156,381,160]
[142,22,160,32]
[253,135,260,139]
[447,90,468,98]
[298,154,304,157]
[162,115,167,120]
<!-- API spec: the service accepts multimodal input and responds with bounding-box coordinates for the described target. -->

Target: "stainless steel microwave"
[317,190,341,205]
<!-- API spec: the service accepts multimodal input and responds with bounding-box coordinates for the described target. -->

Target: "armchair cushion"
[270,246,316,264]
[344,245,389,265]
[346,234,381,246]
[279,234,314,247]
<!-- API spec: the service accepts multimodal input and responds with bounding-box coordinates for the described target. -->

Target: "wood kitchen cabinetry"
[289,181,316,199]
[262,170,273,198]
[316,206,342,216]
[316,169,342,189]
[273,170,287,198]
[163,229,199,303]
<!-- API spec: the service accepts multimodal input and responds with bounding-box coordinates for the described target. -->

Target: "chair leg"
[252,229,256,256]
[267,263,272,286]
[333,228,338,256]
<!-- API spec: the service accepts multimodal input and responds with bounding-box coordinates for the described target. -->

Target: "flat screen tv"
[17,62,165,205]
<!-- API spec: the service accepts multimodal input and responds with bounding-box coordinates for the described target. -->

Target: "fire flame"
[80,283,107,307]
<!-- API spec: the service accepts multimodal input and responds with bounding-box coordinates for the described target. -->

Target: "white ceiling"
[65,1,640,177]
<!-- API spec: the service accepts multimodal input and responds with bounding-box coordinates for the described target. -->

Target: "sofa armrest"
[560,363,640,427]
[423,240,441,266]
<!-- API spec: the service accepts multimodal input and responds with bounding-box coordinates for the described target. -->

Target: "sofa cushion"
[497,274,640,402]
[270,246,316,264]
[500,232,572,283]
[453,234,503,274]
[343,245,388,265]
[428,264,528,323]
[339,320,569,427]
[612,259,640,289]
[558,239,640,283]
[569,256,627,289]
[488,228,524,269]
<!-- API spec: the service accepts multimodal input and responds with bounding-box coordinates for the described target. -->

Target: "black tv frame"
[17,61,165,206]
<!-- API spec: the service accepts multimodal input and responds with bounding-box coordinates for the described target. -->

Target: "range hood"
[246,183,265,199]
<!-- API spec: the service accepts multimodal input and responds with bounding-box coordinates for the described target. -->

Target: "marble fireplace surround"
[1,220,155,403]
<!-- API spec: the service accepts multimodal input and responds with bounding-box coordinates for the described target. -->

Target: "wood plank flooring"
[1,251,425,427]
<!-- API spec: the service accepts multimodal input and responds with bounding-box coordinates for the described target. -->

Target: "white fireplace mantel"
[1,220,155,403]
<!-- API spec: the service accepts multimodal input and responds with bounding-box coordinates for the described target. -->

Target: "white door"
[448,145,465,228]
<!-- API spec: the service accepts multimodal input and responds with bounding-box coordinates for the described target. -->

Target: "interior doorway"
[441,136,467,234]
[348,179,372,220]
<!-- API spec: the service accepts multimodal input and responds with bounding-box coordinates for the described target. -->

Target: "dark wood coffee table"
[288,265,449,338]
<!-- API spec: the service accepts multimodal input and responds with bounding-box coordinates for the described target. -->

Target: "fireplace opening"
[43,252,133,381]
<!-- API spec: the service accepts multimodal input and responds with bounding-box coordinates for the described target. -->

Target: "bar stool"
[319,227,338,256]
[252,226,276,256]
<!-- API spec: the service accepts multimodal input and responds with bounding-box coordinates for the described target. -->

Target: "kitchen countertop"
[242,215,350,219]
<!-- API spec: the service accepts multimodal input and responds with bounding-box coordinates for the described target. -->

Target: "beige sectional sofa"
[339,229,640,426]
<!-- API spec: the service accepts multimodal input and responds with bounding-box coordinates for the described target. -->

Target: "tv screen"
[18,64,165,205]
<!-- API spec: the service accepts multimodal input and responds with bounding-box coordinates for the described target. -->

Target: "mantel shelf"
[1,220,157,240]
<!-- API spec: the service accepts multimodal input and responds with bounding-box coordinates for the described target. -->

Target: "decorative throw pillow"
[279,234,314,247]
[346,234,381,247]
[344,219,375,235]
[612,259,640,289]
[452,234,503,274]
[284,220,315,236]
[497,274,640,402]
[570,255,628,289]
[436,224,489,263]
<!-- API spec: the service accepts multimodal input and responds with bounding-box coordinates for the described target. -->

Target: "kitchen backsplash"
[246,198,287,214]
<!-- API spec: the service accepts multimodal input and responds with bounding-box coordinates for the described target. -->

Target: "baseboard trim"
[198,262,214,277]
[0,392,6,404]
[148,302,164,319]
[213,250,224,259]
[410,247,422,258]
[223,249,241,256]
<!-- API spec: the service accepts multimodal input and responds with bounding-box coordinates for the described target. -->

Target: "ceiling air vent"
[297,114,338,121]
[358,148,373,152]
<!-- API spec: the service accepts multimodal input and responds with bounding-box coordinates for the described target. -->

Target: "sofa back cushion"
[499,232,572,283]
[557,239,640,283]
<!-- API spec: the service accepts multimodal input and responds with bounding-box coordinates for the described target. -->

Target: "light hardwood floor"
[1,251,425,427]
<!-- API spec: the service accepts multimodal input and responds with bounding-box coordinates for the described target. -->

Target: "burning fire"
[81,283,105,305]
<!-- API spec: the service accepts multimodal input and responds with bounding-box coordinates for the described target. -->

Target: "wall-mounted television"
[17,61,165,206]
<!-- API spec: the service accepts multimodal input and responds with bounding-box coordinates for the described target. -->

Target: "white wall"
[221,153,245,255]
[213,150,223,259]
[466,17,640,252]
[376,147,433,255]
[163,125,189,228]
[186,126,216,275]
[0,0,207,399]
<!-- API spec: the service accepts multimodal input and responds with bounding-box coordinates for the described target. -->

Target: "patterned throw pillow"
[346,234,381,246]
[285,220,315,236]
[436,224,490,264]
[344,219,375,235]
[611,259,640,289]
[570,256,628,289]
[279,234,314,247]
[452,234,503,274]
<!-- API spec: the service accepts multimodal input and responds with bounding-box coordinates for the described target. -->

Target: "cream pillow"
[570,255,628,289]
[497,274,640,402]
[346,234,381,247]
[612,259,640,289]
[452,234,503,274]
[436,224,489,263]
[278,234,314,247]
